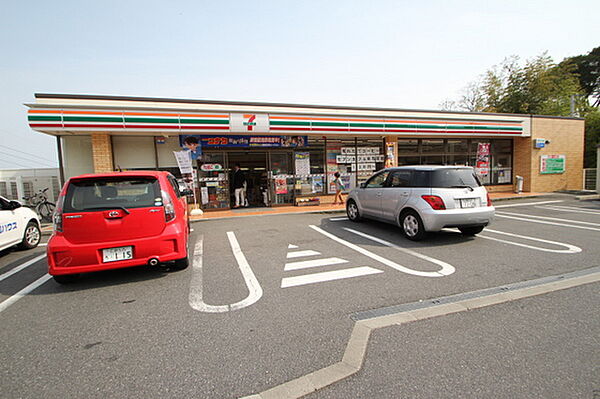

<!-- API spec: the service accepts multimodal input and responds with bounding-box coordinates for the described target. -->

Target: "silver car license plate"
[102,246,133,262]
[460,198,479,208]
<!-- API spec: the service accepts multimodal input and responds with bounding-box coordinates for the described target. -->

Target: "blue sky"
[1,0,598,169]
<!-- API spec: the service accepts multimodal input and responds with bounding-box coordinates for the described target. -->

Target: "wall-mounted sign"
[180,135,307,148]
[230,113,270,132]
[534,138,546,149]
[200,163,223,172]
[540,155,565,174]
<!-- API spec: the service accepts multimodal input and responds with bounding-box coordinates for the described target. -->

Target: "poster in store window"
[275,178,288,194]
[294,152,311,176]
[475,143,491,176]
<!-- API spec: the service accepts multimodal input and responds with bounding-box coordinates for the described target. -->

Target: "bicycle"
[23,187,56,223]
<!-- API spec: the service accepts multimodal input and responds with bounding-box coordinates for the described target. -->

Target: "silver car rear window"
[429,169,481,188]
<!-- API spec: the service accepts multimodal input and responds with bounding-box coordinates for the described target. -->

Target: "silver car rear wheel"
[401,211,426,241]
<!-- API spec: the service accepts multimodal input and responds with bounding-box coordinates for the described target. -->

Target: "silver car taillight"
[162,190,175,222]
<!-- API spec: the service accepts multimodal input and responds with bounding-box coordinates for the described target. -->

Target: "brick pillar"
[384,136,397,167]
[91,133,114,173]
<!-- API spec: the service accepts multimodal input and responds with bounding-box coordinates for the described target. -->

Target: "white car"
[346,166,495,240]
[0,196,42,251]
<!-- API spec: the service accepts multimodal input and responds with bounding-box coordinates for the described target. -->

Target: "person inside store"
[232,163,247,208]
[332,171,346,205]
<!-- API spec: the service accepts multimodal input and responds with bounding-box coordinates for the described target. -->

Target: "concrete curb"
[239,268,600,399]
[575,194,599,200]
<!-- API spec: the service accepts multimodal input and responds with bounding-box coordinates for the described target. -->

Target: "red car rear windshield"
[63,177,161,213]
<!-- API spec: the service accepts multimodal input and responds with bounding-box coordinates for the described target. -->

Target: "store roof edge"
[31,93,585,121]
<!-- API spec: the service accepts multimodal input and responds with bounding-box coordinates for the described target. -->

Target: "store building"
[26,93,584,210]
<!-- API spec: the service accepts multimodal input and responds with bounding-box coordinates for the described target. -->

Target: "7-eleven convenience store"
[26,93,585,210]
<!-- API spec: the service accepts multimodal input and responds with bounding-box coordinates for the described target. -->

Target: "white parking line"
[0,274,53,314]
[0,254,47,283]
[537,205,600,215]
[494,200,563,208]
[287,250,321,259]
[284,257,348,271]
[480,229,582,253]
[309,225,454,277]
[495,214,600,231]
[189,232,263,313]
[281,267,382,288]
[497,211,600,226]
[496,212,600,232]
[343,227,456,276]
[329,217,349,221]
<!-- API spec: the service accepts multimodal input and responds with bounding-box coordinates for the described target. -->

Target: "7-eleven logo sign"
[243,114,257,131]
[230,113,269,133]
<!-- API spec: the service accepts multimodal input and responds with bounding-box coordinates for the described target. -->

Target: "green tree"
[584,109,600,168]
[480,54,585,116]
[561,46,600,107]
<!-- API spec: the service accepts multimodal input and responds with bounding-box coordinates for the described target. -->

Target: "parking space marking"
[288,244,299,249]
[537,205,600,215]
[281,267,383,288]
[479,229,582,253]
[0,274,52,314]
[494,200,563,208]
[496,213,600,232]
[343,227,456,277]
[284,257,348,271]
[310,225,454,277]
[329,217,349,221]
[498,211,600,226]
[287,250,321,259]
[0,254,46,283]
[189,232,263,313]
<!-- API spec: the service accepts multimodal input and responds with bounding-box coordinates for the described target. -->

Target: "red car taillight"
[53,195,64,232]
[162,190,175,222]
[421,195,446,210]
[486,193,493,207]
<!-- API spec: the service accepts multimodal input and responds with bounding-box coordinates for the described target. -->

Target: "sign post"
[173,150,203,216]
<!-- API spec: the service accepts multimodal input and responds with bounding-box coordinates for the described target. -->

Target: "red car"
[47,171,191,284]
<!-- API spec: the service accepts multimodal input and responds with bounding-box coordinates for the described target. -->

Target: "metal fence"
[583,168,597,191]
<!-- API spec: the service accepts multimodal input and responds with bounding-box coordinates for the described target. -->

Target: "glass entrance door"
[269,152,294,206]
[227,151,269,207]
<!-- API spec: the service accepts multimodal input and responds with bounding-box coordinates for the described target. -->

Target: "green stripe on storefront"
[28,116,62,121]
[58,116,230,124]
[63,116,123,123]
[270,121,311,126]
[124,117,177,123]
[349,122,385,128]
[384,123,521,131]
[180,119,229,124]
[312,121,348,127]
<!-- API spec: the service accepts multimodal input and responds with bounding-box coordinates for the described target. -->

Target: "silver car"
[346,166,495,240]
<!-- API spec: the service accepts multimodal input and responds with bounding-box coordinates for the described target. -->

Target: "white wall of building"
[62,136,93,179]
[156,136,181,168]
[113,136,156,169]
[0,168,61,202]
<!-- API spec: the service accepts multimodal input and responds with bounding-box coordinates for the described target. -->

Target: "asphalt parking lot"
[1,194,599,399]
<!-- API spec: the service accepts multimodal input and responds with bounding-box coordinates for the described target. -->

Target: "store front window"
[198,152,229,210]
[326,138,357,194]
[398,138,513,185]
